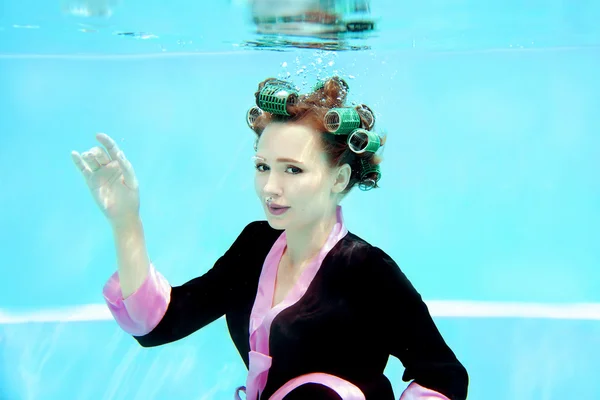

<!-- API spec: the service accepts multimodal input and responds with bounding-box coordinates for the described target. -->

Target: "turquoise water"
[1,1,599,399]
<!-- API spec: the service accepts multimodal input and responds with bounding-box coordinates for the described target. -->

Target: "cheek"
[254,175,265,194]
[294,175,320,191]
[295,175,329,200]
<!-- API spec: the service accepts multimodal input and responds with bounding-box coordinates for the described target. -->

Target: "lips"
[266,200,288,208]
[268,204,290,216]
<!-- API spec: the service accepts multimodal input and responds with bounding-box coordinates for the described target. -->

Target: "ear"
[332,163,352,194]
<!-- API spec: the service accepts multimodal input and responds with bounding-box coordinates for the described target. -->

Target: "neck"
[283,206,338,269]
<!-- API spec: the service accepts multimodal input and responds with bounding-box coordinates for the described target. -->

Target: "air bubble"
[12,24,40,29]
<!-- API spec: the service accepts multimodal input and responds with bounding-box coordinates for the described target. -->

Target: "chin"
[264,208,290,228]
[265,216,288,229]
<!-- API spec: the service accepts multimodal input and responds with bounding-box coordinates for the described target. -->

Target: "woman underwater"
[71,76,469,399]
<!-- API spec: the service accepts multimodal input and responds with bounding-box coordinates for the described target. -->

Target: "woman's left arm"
[367,247,469,400]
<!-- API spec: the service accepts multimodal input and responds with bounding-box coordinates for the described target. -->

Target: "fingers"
[96,133,121,161]
[81,151,100,171]
[71,151,91,178]
[74,145,111,178]
[72,134,119,178]
[72,133,138,189]
[96,133,138,190]
[85,146,111,170]
[96,133,128,167]
[94,146,111,165]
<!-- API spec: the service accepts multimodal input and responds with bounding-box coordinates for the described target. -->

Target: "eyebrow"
[253,156,304,164]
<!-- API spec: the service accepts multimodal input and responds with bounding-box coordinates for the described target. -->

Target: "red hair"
[250,76,386,194]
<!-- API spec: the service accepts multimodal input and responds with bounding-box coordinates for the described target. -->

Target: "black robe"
[132,221,468,399]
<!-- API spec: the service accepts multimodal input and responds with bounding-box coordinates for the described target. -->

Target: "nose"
[262,171,283,198]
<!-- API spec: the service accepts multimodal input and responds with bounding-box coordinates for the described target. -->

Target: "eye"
[254,163,302,175]
[255,163,267,172]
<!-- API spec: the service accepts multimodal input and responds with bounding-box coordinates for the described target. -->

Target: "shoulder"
[338,232,399,273]
[339,233,417,298]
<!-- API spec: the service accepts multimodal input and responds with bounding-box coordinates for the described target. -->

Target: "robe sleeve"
[103,263,171,336]
[102,221,260,347]
[368,247,469,400]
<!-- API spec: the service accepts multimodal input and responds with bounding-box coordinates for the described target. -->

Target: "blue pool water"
[1,1,599,399]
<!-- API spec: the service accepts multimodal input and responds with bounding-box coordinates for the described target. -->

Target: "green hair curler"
[324,108,361,134]
[347,128,381,154]
[256,81,298,116]
[358,158,381,191]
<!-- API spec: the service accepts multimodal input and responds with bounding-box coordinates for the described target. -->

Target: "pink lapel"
[244,206,349,400]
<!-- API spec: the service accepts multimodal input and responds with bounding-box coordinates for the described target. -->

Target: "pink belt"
[234,370,366,400]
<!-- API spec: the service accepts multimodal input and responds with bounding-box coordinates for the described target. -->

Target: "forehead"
[257,123,325,163]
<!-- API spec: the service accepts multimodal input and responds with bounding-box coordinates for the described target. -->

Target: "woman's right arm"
[111,216,151,299]
[103,220,258,347]
[72,133,257,346]
[102,216,165,338]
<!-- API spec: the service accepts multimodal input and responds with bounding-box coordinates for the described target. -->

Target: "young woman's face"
[254,122,339,231]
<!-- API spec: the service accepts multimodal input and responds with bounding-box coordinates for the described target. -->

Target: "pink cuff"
[400,382,450,400]
[102,263,171,336]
